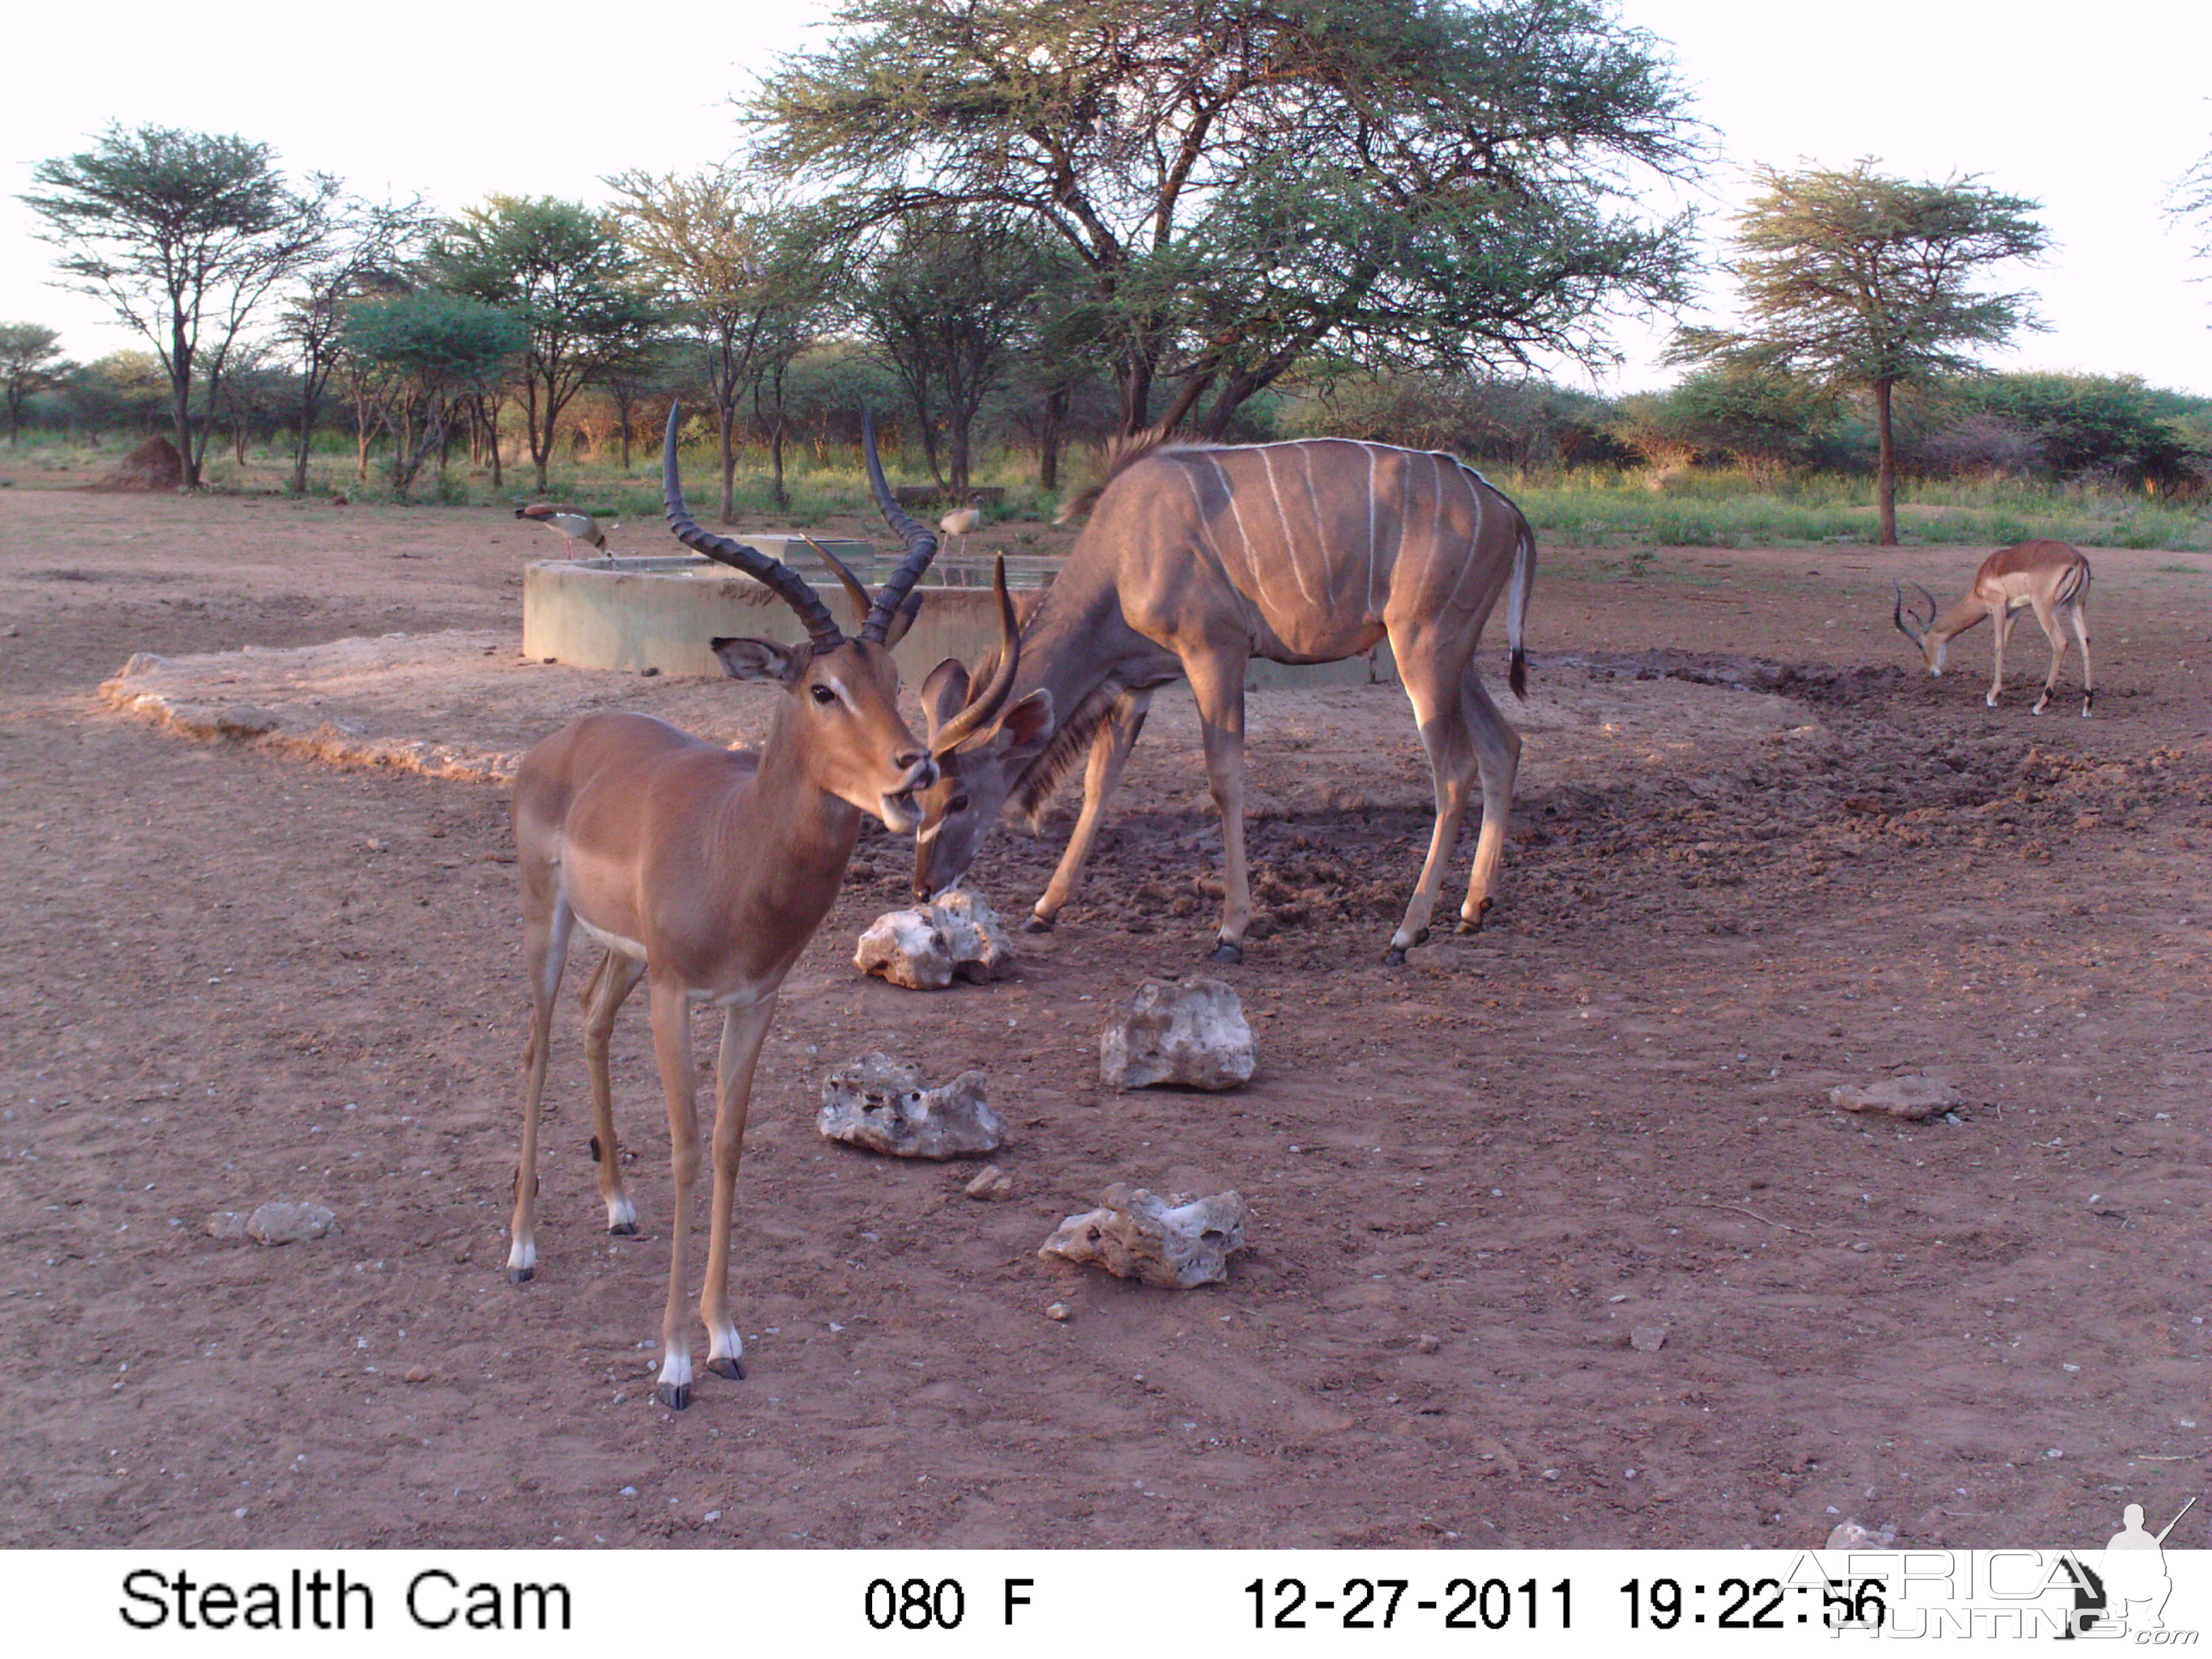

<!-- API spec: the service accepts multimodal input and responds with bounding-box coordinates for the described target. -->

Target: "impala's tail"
[1506,516,1534,699]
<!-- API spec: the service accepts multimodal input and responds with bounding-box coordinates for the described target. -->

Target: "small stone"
[1824,1518,1897,1549]
[205,1210,250,1242]
[1829,1074,1962,1121]
[403,1364,430,1384]
[932,890,1017,983]
[1099,977,1256,1090]
[244,1201,336,1245]
[212,704,278,738]
[819,1054,1004,1160]
[963,1164,1015,1202]
[1044,1302,1071,1322]
[1039,1184,1249,1288]
[1415,1333,1442,1355]
[1630,1325,1670,1353]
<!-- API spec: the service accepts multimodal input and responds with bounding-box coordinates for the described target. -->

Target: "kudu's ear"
[979,688,1054,760]
[882,591,926,649]
[712,636,809,685]
[920,657,970,740]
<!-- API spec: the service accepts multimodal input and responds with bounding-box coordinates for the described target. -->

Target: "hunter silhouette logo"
[2080,1496,2197,1637]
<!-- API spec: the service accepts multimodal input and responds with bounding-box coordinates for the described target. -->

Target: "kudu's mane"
[1052,427,1196,524]
[1010,680,1136,825]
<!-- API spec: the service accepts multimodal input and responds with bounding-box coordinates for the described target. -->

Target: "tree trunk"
[717,403,739,527]
[170,315,198,492]
[1037,385,1067,492]
[1874,377,1898,547]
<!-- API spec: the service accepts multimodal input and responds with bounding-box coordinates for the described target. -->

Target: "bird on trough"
[514,503,613,553]
[938,494,983,558]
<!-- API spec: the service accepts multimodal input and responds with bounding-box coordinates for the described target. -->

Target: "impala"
[506,407,1020,1410]
[1893,540,2093,716]
[912,432,1536,966]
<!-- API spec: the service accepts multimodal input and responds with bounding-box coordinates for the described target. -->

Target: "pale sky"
[4,0,2209,397]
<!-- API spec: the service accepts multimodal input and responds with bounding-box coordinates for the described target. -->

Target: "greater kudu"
[912,434,1536,965]
[506,407,1018,1409]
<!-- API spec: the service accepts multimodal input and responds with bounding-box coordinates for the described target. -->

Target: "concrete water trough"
[522,544,1400,689]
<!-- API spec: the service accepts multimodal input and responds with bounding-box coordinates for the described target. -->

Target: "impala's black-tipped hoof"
[508,1265,533,1284]
[655,1382,691,1411]
[2082,694,2095,718]
[607,1220,638,1237]
[706,1356,745,1381]
[1383,946,1408,966]
[1458,898,1492,935]
[1022,912,1057,934]
[1209,940,1243,965]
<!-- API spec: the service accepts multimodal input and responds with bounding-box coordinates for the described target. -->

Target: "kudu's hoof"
[1457,898,1493,935]
[1022,912,1057,935]
[655,1382,691,1412]
[706,1356,746,1382]
[1382,946,1408,967]
[508,1265,534,1285]
[1209,940,1244,965]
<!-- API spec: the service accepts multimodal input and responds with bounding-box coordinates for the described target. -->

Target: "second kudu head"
[662,404,950,832]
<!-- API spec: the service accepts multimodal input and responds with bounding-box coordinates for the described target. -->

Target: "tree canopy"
[1668,161,2048,543]
[21,123,340,487]
[750,0,1704,436]
[430,196,661,493]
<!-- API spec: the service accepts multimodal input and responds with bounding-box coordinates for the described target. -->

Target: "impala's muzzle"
[880,754,939,836]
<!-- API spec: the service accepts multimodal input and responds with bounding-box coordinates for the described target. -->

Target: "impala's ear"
[920,657,971,741]
[984,688,1054,761]
[710,636,808,684]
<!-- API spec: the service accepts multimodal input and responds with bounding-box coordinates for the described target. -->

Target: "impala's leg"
[579,948,646,1235]
[1031,690,1151,931]
[1183,647,1253,963]
[1456,671,1523,935]
[1988,604,2015,707]
[2028,600,2068,716]
[701,993,778,1382]
[1386,645,1479,965]
[2072,600,2094,716]
[647,977,701,1410]
[509,897,574,1284]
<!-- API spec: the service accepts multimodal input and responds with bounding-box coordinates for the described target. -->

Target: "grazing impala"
[912,432,1536,966]
[507,407,1019,1410]
[1893,540,2093,716]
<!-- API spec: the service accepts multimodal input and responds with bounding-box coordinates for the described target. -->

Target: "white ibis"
[514,503,611,553]
[937,495,983,558]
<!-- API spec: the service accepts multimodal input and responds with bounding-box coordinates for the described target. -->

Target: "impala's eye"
[811,684,837,705]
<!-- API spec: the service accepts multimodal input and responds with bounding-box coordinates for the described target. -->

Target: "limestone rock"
[1829,1074,1961,1121]
[1629,1325,1671,1353]
[819,1054,1004,1160]
[205,1210,251,1242]
[1038,1184,1250,1288]
[853,892,1017,989]
[245,1201,337,1245]
[1099,977,1255,1090]
[931,890,1016,983]
[854,910,954,989]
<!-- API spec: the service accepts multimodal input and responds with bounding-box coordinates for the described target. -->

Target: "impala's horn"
[1892,581,1935,644]
[927,556,1022,756]
[859,410,941,644]
[663,403,843,652]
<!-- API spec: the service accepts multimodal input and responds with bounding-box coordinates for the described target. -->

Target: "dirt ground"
[2,481,2208,1551]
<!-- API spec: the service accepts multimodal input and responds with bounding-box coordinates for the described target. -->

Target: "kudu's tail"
[1506,516,1535,700]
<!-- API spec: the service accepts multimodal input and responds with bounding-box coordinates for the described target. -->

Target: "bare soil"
[3,483,2209,1551]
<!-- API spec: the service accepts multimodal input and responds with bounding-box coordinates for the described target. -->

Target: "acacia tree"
[1668,161,2049,545]
[340,293,525,501]
[0,323,73,444]
[430,197,660,493]
[273,199,432,494]
[605,169,819,521]
[2170,138,2212,270]
[751,0,1701,437]
[852,211,1054,489]
[22,125,341,488]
